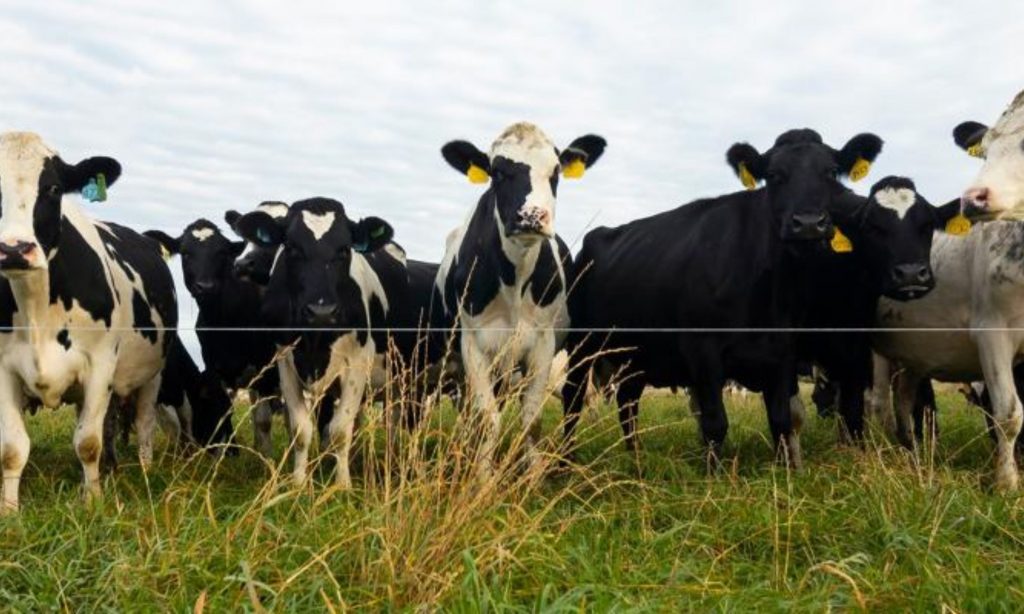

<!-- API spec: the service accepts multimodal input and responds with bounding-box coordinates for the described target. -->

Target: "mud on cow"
[234,197,410,488]
[0,132,177,511]
[562,129,882,468]
[874,89,1024,491]
[432,122,606,480]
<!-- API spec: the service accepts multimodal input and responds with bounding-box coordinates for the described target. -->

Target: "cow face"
[0,132,121,274]
[441,123,606,241]
[234,198,393,327]
[832,177,961,301]
[726,129,883,242]
[225,201,289,285]
[144,220,244,304]
[956,90,1024,220]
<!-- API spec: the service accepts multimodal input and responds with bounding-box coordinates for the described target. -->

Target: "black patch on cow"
[0,280,13,331]
[33,158,65,255]
[524,237,568,307]
[47,218,115,327]
[443,191,518,316]
[132,289,157,343]
[97,226,136,282]
[57,328,71,350]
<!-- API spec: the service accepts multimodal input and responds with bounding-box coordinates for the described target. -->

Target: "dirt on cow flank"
[1,388,1023,611]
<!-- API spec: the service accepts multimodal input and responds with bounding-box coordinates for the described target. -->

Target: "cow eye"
[46,184,61,198]
[491,168,505,182]
[827,166,839,179]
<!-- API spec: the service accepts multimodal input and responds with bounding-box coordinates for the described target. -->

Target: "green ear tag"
[82,173,108,202]
[370,226,386,239]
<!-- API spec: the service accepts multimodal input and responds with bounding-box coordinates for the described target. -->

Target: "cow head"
[726,129,883,242]
[955,90,1024,221]
[831,177,961,301]
[441,123,606,241]
[224,201,289,285]
[144,220,244,304]
[0,132,121,274]
[234,198,393,327]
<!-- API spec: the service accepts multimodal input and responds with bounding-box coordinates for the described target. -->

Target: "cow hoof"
[0,502,18,516]
[994,467,1019,493]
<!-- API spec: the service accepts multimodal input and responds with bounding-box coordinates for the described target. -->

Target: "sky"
[1,0,1022,360]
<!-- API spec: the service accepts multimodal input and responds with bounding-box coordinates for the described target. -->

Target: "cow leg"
[912,379,938,445]
[763,374,795,467]
[326,343,374,490]
[77,359,117,502]
[892,369,922,450]
[251,393,274,458]
[692,381,728,471]
[787,394,806,470]
[977,332,1022,492]
[837,376,866,443]
[518,333,556,473]
[134,375,161,468]
[0,370,28,513]
[615,377,644,452]
[462,335,500,482]
[868,353,895,434]
[278,352,312,484]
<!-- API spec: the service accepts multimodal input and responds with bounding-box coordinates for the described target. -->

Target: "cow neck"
[772,238,821,327]
[196,272,253,325]
[7,269,50,348]
[494,205,544,290]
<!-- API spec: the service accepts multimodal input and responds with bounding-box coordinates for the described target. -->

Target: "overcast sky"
[2,0,1021,360]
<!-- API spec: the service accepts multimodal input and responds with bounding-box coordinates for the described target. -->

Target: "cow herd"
[1,89,1023,513]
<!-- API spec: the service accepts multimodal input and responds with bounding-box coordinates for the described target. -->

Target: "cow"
[561,128,882,469]
[145,220,281,457]
[225,201,289,286]
[432,122,606,480]
[0,132,177,511]
[797,177,961,440]
[873,89,1024,491]
[233,197,410,487]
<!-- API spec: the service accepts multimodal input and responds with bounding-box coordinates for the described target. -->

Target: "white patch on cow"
[873,187,916,219]
[191,227,216,242]
[0,133,53,256]
[966,89,1024,218]
[301,210,336,241]
[349,252,389,316]
[489,122,560,237]
[258,201,289,218]
[383,242,406,265]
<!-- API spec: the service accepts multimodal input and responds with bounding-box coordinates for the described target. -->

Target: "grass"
[1,386,1023,611]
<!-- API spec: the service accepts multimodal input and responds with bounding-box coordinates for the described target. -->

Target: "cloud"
[1,0,1022,361]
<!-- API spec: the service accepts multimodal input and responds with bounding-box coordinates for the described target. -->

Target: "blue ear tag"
[81,173,107,202]
[256,227,273,245]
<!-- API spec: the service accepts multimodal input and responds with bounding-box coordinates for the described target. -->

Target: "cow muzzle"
[962,186,996,220]
[0,240,40,272]
[786,212,832,241]
[302,302,339,326]
[511,207,553,238]
[887,262,935,301]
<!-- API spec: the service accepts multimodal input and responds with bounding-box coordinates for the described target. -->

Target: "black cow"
[145,220,280,456]
[0,132,177,511]
[797,177,961,440]
[562,128,881,468]
[432,122,606,480]
[234,197,410,488]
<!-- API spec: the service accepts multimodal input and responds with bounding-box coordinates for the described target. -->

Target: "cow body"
[432,122,605,479]
[0,132,176,510]
[873,90,1024,491]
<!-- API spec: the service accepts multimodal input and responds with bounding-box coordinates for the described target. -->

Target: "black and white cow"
[562,129,881,468]
[433,122,606,479]
[874,90,1024,491]
[0,132,177,511]
[234,197,410,487]
[225,201,289,286]
[145,219,281,457]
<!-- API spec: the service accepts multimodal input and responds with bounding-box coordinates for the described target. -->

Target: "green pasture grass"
[1,388,1022,611]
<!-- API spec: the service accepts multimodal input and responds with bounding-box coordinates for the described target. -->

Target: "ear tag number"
[830,228,853,253]
[849,158,870,182]
[945,214,971,236]
[738,162,756,190]
[563,159,586,179]
[82,173,107,202]
[467,164,489,184]
[966,144,984,158]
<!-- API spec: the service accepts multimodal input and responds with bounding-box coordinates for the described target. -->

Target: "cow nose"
[892,263,933,287]
[790,212,831,239]
[304,302,339,324]
[234,259,254,277]
[962,187,990,217]
[0,241,35,258]
[194,280,218,295]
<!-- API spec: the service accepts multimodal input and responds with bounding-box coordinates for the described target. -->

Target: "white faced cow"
[873,90,1024,491]
[433,122,605,480]
[0,132,177,511]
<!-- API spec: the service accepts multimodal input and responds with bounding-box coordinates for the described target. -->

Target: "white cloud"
[1,0,1021,361]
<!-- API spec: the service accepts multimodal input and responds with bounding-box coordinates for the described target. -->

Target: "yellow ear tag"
[830,228,853,253]
[849,157,871,182]
[966,143,984,158]
[563,158,586,179]
[466,163,489,184]
[945,213,971,236]
[738,162,756,190]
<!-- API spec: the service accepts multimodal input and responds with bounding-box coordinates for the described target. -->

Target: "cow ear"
[725,143,765,190]
[229,241,247,257]
[235,211,284,248]
[351,216,394,253]
[224,210,241,232]
[953,121,988,158]
[934,197,972,235]
[559,135,607,179]
[441,140,491,184]
[143,230,181,258]
[836,133,883,182]
[59,156,123,198]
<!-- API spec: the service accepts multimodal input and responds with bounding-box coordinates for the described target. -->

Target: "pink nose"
[962,187,989,210]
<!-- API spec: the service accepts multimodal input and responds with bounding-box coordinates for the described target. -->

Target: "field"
[1,387,1023,611]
